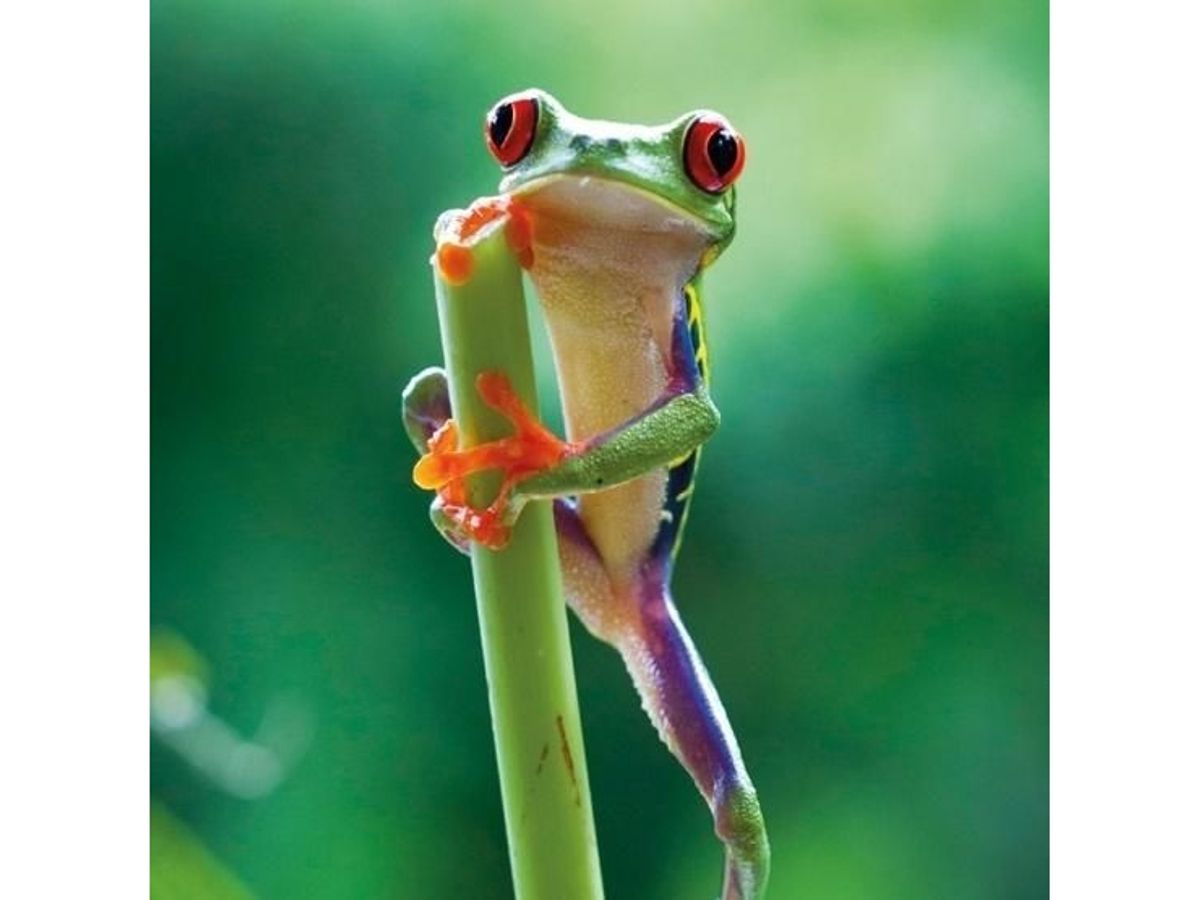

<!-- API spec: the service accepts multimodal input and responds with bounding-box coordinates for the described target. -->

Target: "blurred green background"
[151,0,1046,896]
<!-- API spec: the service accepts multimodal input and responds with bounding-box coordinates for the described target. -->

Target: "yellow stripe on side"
[667,284,710,470]
[666,281,711,560]
[684,283,711,389]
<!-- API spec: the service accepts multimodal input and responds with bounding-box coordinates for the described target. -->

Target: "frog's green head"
[484,89,746,262]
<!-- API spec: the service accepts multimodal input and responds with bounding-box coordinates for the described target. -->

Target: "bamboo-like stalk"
[429,210,605,900]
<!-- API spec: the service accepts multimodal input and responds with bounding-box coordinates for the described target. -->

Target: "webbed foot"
[412,371,573,550]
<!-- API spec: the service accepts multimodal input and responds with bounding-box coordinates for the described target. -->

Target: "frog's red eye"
[485,94,539,167]
[683,114,746,194]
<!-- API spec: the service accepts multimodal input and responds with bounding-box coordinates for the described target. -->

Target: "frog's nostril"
[569,134,591,151]
[605,138,623,153]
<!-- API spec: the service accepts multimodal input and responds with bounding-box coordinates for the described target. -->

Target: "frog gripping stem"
[412,202,604,899]
[404,370,770,898]
[412,370,573,550]
[408,89,765,899]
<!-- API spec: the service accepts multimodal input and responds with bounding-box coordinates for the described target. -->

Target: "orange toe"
[442,499,511,550]
[410,370,570,550]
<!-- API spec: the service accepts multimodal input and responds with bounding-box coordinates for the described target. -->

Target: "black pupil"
[489,103,514,147]
[706,129,738,177]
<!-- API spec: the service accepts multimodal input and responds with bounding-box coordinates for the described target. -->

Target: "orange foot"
[413,371,571,549]
[434,195,534,286]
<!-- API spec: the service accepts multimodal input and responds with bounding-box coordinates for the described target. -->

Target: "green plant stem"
[431,214,604,900]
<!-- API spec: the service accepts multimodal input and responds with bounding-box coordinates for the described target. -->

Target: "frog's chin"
[508,173,716,239]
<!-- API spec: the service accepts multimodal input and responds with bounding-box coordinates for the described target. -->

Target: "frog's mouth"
[508,173,716,239]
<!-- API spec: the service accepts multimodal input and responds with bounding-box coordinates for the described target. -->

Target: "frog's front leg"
[404,366,587,553]
[518,294,719,502]
[410,303,719,547]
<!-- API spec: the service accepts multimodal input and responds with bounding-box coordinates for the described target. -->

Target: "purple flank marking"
[553,499,593,551]
[668,294,702,391]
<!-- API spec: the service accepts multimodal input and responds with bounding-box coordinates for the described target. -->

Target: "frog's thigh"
[553,499,626,642]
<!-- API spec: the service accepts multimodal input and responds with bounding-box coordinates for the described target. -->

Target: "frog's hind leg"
[615,562,770,900]
[407,369,769,897]
[552,498,631,643]
[554,514,769,900]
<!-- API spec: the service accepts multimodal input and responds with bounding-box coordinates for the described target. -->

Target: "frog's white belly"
[520,177,710,583]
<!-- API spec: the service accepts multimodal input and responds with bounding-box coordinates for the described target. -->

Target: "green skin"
[405,90,769,899]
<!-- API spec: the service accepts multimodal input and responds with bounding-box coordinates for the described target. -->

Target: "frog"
[403,89,769,899]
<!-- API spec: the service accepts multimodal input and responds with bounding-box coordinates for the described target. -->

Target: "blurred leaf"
[151,803,253,900]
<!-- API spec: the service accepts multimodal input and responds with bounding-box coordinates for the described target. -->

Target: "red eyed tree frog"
[403,89,769,899]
